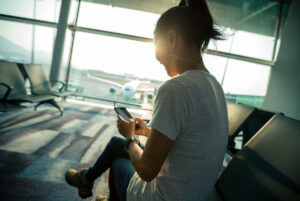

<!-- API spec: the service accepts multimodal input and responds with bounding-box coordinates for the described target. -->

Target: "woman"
[65,0,228,200]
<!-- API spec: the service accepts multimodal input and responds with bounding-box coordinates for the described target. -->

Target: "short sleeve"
[150,80,189,141]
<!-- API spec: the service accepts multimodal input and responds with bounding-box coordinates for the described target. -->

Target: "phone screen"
[114,107,141,130]
[114,107,133,121]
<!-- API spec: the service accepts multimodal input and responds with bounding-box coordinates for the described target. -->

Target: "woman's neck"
[169,54,209,74]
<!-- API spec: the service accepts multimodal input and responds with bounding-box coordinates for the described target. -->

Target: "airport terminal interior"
[0,0,299,200]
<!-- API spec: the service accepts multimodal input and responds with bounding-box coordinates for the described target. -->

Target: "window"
[77,1,160,38]
[203,54,227,83]
[0,20,56,75]
[203,54,271,96]
[0,0,290,108]
[221,60,271,96]
[0,20,32,63]
[207,0,286,61]
[0,0,61,22]
[68,32,167,105]
[203,54,271,107]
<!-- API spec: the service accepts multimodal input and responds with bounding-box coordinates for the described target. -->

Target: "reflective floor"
[0,101,126,201]
[0,100,230,201]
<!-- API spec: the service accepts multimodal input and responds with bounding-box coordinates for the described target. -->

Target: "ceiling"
[81,0,291,36]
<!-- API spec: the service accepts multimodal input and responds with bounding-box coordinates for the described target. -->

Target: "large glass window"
[32,26,57,73]
[0,0,290,108]
[207,0,284,60]
[0,20,32,63]
[203,54,271,96]
[77,1,160,38]
[203,54,271,107]
[222,60,271,96]
[0,20,56,75]
[209,30,276,60]
[65,0,290,108]
[68,32,167,105]
[202,54,227,83]
[0,0,61,22]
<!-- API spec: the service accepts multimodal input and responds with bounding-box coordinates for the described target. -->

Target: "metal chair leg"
[34,101,46,111]
[48,99,63,116]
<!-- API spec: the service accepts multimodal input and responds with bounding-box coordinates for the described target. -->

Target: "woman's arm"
[128,128,173,182]
[117,116,173,182]
[134,118,151,137]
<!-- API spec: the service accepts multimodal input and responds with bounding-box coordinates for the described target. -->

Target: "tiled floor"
[0,102,125,201]
[0,100,231,201]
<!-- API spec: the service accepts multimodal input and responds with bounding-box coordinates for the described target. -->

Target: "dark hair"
[154,0,223,52]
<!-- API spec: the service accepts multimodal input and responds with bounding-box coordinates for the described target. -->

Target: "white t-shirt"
[127,70,228,201]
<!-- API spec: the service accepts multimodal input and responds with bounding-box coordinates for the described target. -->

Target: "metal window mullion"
[0,14,57,28]
[68,25,274,67]
[205,50,275,66]
[272,1,284,62]
[31,0,37,64]
[0,13,274,67]
[0,11,277,68]
[68,25,153,43]
[65,0,82,91]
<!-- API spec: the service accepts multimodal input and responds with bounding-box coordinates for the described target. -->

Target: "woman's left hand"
[117,115,135,139]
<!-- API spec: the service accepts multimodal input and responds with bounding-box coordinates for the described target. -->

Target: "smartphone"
[114,107,140,129]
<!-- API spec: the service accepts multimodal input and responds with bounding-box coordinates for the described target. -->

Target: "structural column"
[262,1,300,120]
[50,0,71,82]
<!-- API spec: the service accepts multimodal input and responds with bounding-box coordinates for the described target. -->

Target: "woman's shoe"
[65,168,94,198]
[95,194,108,201]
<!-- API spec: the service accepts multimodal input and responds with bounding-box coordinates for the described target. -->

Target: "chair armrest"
[0,82,14,100]
[50,80,66,92]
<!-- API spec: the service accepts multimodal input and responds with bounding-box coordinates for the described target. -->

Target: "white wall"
[263,0,300,120]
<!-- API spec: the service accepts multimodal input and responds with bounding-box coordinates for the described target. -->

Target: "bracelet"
[125,137,141,152]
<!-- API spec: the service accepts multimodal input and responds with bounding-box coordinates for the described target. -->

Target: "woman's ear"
[167,29,177,49]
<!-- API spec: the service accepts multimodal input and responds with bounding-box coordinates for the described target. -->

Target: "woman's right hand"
[134,118,150,137]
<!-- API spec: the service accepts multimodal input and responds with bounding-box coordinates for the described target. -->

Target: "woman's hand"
[134,118,151,137]
[117,115,135,139]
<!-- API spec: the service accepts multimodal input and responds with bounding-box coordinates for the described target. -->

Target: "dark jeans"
[85,136,138,201]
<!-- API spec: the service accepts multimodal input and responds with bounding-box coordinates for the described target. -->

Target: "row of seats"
[212,113,300,201]
[0,61,73,115]
[226,101,283,154]
[209,102,300,201]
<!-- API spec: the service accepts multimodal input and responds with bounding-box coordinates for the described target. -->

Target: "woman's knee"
[107,136,127,153]
[108,136,124,146]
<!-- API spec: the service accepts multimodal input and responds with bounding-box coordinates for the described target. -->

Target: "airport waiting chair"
[242,108,281,146]
[0,83,26,112]
[21,64,73,98]
[216,114,300,201]
[226,101,256,153]
[0,61,63,115]
[0,103,25,113]
[226,102,281,153]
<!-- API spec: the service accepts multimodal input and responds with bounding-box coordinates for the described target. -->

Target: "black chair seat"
[49,91,73,97]
[7,94,56,103]
[216,114,300,201]
[21,64,73,98]
[0,102,26,112]
[227,102,256,146]
[0,61,63,115]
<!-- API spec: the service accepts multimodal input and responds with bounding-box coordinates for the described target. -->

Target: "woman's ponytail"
[155,0,224,51]
[188,0,224,50]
